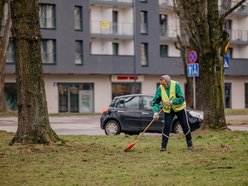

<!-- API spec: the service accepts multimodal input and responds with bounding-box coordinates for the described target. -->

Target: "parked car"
[100,94,203,135]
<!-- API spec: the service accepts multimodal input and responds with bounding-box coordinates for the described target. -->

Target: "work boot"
[160,146,167,151]
[187,140,193,150]
[160,142,167,152]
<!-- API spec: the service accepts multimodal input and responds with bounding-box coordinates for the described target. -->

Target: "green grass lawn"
[0,129,248,186]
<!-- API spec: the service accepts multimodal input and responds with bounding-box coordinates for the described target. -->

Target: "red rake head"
[124,143,136,152]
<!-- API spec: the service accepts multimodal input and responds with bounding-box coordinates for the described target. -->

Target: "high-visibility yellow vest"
[160,80,186,113]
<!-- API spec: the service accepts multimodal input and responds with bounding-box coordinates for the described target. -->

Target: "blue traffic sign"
[187,64,199,77]
[224,55,229,69]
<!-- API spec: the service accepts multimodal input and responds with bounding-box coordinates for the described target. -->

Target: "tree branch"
[220,0,246,22]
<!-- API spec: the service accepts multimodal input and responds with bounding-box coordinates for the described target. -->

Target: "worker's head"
[160,75,171,89]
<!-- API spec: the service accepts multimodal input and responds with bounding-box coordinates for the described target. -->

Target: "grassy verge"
[0,129,248,186]
[225,109,248,115]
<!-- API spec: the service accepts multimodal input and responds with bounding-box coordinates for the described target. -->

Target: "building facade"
[4,0,248,113]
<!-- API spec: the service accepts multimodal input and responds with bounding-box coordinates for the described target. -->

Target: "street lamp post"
[133,0,137,94]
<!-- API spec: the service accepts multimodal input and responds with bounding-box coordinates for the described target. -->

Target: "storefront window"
[225,83,231,108]
[4,83,17,111]
[112,83,141,99]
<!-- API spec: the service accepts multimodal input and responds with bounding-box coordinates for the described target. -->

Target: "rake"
[124,106,164,152]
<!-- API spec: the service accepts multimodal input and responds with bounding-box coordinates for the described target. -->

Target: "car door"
[141,96,164,132]
[117,96,142,131]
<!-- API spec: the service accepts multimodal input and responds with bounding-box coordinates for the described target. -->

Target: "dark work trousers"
[161,108,192,148]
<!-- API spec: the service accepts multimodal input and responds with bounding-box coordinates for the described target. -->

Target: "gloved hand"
[153,112,159,120]
[166,100,173,106]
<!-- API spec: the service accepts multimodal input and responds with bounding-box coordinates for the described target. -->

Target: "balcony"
[226,29,248,45]
[220,2,248,17]
[231,4,248,17]
[90,21,133,39]
[159,25,178,41]
[159,0,174,11]
[89,0,133,7]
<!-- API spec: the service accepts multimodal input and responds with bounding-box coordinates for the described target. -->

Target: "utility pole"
[132,0,136,94]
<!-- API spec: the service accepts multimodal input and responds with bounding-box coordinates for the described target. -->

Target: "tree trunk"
[10,0,60,145]
[201,0,226,129]
[0,0,11,112]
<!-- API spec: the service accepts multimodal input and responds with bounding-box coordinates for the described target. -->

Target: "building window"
[160,45,168,57]
[141,43,148,66]
[112,43,119,55]
[74,6,82,30]
[112,83,141,99]
[140,11,148,34]
[224,19,232,39]
[41,39,56,64]
[225,83,232,108]
[39,4,55,29]
[160,14,167,37]
[112,11,118,34]
[75,40,83,64]
[140,0,147,2]
[245,83,248,108]
[6,42,14,63]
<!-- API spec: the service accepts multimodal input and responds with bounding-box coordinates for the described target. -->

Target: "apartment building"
[4,0,248,113]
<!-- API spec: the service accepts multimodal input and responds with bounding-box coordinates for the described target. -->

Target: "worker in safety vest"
[152,75,193,151]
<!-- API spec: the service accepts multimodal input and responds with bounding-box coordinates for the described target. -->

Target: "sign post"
[187,50,198,109]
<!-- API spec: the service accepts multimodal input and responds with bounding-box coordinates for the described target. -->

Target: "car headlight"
[189,111,203,120]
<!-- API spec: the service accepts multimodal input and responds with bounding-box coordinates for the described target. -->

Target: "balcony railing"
[89,0,133,6]
[90,21,133,37]
[159,0,174,10]
[226,29,248,44]
[219,1,248,17]
[159,25,179,41]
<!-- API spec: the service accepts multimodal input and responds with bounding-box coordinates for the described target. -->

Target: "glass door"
[58,83,94,113]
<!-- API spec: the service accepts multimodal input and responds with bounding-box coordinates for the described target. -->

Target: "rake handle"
[134,106,164,144]
[134,96,174,144]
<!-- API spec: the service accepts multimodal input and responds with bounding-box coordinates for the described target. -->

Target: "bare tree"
[173,0,246,129]
[10,0,60,145]
[0,0,11,112]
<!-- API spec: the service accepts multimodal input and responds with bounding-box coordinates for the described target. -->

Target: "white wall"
[225,76,247,109]
[4,74,248,112]
[44,75,112,113]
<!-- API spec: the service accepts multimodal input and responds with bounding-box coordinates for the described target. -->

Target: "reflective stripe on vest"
[160,80,186,113]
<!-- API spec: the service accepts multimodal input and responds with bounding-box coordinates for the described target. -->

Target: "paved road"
[0,115,247,135]
[0,115,105,135]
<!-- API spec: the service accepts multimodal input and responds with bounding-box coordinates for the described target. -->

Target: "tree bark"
[0,0,11,112]
[201,0,226,129]
[10,0,60,145]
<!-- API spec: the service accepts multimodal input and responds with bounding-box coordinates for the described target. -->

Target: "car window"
[117,96,140,109]
[143,96,153,110]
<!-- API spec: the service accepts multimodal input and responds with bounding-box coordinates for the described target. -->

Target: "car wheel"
[104,120,121,135]
[173,121,183,134]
